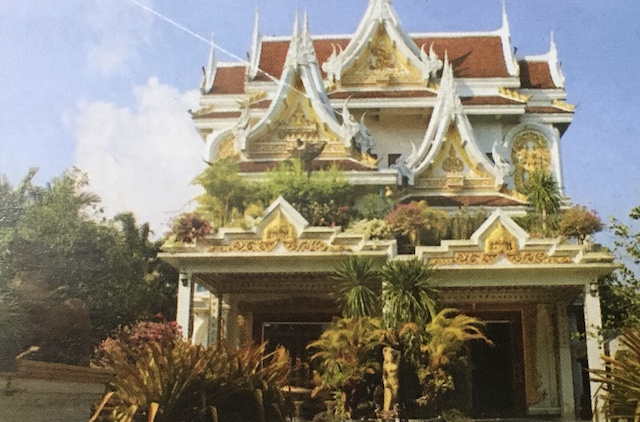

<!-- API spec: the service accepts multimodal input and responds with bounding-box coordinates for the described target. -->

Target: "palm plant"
[525,169,561,234]
[333,256,381,318]
[381,259,438,328]
[590,328,640,421]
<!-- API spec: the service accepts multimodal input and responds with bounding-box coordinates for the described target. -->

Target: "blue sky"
[1,0,639,240]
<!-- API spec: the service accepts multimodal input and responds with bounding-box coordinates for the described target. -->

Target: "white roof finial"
[548,31,566,88]
[200,33,217,94]
[247,8,262,80]
[285,11,301,66]
[498,1,519,77]
[300,10,317,64]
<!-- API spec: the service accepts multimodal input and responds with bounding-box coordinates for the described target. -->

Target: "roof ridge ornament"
[419,43,444,80]
[548,31,566,88]
[247,9,262,80]
[200,33,217,94]
[496,2,519,77]
[285,11,301,67]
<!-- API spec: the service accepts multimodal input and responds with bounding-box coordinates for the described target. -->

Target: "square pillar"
[556,301,575,420]
[176,271,194,340]
[583,280,605,422]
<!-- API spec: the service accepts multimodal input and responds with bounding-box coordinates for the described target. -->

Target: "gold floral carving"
[217,135,237,160]
[430,250,574,266]
[263,210,297,242]
[209,240,278,253]
[484,223,518,256]
[442,146,464,173]
[342,24,422,86]
[511,131,551,193]
[209,239,351,253]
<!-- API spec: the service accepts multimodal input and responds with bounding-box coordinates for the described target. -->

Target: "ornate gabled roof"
[400,58,504,189]
[321,0,442,86]
[237,14,365,164]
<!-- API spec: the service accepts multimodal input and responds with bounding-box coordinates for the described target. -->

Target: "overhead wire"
[123,0,350,119]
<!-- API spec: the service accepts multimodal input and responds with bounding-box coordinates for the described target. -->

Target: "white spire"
[247,8,262,80]
[200,33,217,94]
[300,11,317,64]
[548,31,566,88]
[285,11,301,67]
[497,1,519,77]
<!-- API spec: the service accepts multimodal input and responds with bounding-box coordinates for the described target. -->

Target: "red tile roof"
[525,106,573,114]
[412,195,526,207]
[211,66,246,94]
[519,60,556,89]
[329,90,436,99]
[461,96,523,106]
[414,36,509,78]
[192,111,242,120]
[239,158,377,173]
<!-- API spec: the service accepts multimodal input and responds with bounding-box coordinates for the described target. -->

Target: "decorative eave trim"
[492,2,519,77]
[200,34,217,94]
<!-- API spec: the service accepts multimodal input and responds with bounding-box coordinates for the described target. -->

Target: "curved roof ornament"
[247,9,262,80]
[496,2,519,77]
[200,33,217,94]
[548,31,566,88]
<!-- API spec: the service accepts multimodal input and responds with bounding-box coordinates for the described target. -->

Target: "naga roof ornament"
[200,33,217,94]
[247,9,262,80]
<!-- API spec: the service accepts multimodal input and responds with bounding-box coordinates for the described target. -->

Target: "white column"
[176,271,193,340]
[556,302,576,420]
[583,280,605,422]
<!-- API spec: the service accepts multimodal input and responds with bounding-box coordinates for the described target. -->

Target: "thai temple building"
[159,1,614,419]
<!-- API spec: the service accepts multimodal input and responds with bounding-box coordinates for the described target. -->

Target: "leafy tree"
[168,212,212,243]
[333,256,381,318]
[448,207,488,240]
[194,158,255,227]
[600,205,640,331]
[0,169,177,368]
[524,169,561,234]
[558,205,603,243]
[353,193,393,220]
[381,259,438,328]
[590,328,640,421]
[385,201,449,247]
[257,160,354,226]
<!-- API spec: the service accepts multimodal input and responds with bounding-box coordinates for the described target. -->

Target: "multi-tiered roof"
[191,0,574,209]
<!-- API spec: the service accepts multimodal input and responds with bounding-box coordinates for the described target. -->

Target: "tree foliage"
[600,205,640,332]
[194,158,254,228]
[524,170,561,234]
[385,201,449,246]
[333,256,382,318]
[0,169,176,368]
[558,205,603,243]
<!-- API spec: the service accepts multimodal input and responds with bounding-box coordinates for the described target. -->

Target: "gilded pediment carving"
[484,223,519,256]
[341,24,423,86]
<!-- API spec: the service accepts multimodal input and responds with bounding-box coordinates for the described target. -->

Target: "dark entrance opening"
[261,321,329,366]
[469,312,526,418]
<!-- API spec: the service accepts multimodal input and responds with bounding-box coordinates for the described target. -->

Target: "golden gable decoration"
[484,223,518,256]
[341,25,423,86]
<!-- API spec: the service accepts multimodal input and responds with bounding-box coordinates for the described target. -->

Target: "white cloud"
[85,0,154,75]
[72,78,204,236]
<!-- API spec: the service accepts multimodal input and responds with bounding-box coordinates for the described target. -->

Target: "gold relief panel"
[511,130,552,192]
[442,146,464,173]
[484,223,519,256]
[209,239,352,253]
[263,210,297,242]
